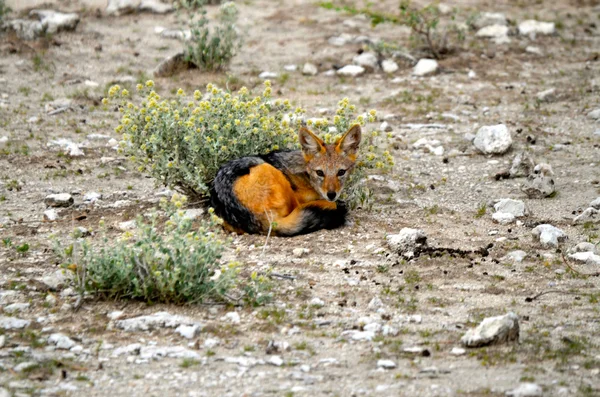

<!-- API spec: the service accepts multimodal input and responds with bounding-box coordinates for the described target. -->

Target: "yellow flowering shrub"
[104,80,393,208]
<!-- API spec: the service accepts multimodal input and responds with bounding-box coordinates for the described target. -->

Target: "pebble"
[506,383,543,397]
[0,335,5,348]
[259,71,278,79]
[106,0,138,15]
[293,248,310,258]
[475,25,510,44]
[268,356,284,366]
[14,361,38,372]
[450,347,466,356]
[473,124,512,154]
[587,108,600,120]
[284,64,297,72]
[83,192,102,203]
[381,59,399,74]
[38,270,68,290]
[44,193,74,208]
[536,88,556,102]
[45,294,57,306]
[522,164,556,198]
[43,209,59,221]
[115,312,201,332]
[413,59,438,76]
[117,220,137,231]
[532,224,567,248]
[140,345,200,360]
[139,0,174,14]
[518,20,556,36]
[302,63,318,76]
[223,311,241,324]
[352,52,378,71]
[175,324,202,339]
[569,242,595,253]
[336,65,365,77]
[48,333,76,350]
[461,312,520,347]
[310,297,325,307]
[573,207,599,224]
[377,359,396,369]
[568,251,600,266]
[2,19,45,40]
[473,12,507,29]
[494,199,528,218]
[367,296,383,311]
[29,9,80,34]
[386,228,428,259]
[503,250,528,263]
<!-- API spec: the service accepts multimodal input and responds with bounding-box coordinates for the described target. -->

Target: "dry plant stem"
[561,251,600,277]
[261,209,274,257]
[525,290,584,302]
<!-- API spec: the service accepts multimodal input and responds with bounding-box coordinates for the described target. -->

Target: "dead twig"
[268,273,297,281]
[561,251,600,277]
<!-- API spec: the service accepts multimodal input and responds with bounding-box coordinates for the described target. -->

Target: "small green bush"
[55,194,270,304]
[180,1,241,71]
[0,0,10,22]
[104,80,393,208]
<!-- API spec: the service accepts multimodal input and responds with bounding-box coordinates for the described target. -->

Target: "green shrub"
[104,80,393,208]
[0,0,10,22]
[55,194,271,304]
[179,0,241,71]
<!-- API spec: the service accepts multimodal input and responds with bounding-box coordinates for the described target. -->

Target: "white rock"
[70,345,83,354]
[502,250,527,263]
[115,312,200,332]
[364,323,381,333]
[310,298,325,308]
[525,46,543,56]
[223,311,241,324]
[293,248,310,258]
[403,346,428,354]
[43,209,59,221]
[29,10,80,34]
[590,197,600,210]
[106,0,139,16]
[352,52,378,71]
[506,383,543,397]
[84,80,100,87]
[522,164,556,198]
[183,208,204,221]
[587,109,600,120]
[386,228,428,259]
[536,88,556,102]
[468,70,477,79]
[349,331,375,341]
[450,347,466,356]
[176,324,202,339]
[204,338,220,349]
[38,270,68,290]
[461,312,519,347]
[139,0,174,14]
[573,207,599,224]
[284,64,297,72]
[45,294,57,306]
[532,224,567,248]
[268,356,284,366]
[377,359,396,369]
[117,220,137,231]
[381,59,399,74]
[494,199,528,217]
[14,362,38,373]
[302,63,318,76]
[3,303,30,313]
[83,192,102,203]
[336,65,365,77]
[44,193,74,208]
[473,124,512,154]
[258,72,278,79]
[382,325,398,336]
[48,333,76,350]
[380,121,392,132]
[568,252,600,266]
[473,12,507,29]
[413,59,438,76]
[367,297,383,311]
[3,19,45,40]
[569,242,595,254]
[140,345,200,360]
[518,20,555,36]
[476,25,509,39]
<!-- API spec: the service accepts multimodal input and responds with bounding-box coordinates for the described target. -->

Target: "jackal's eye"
[337,169,346,176]
[316,170,325,177]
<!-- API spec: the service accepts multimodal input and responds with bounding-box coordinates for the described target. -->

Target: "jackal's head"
[299,124,362,202]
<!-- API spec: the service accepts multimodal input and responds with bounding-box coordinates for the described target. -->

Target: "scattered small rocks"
[386,228,428,259]
[518,20,556,36]
[521,164,556,198]
[302,63,318,76]
[413,59,438,76]
[473,124,512,155]
[532,224,567,248]
[44,193,74,208]
[336,65,365,77]
[506,383,543,397]
[461,312,519,347]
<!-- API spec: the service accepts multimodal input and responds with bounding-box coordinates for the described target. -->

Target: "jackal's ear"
[337,124,361,156]
[299,127,325,158]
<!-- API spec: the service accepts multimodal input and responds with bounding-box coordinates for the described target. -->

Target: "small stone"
[336,65,365,77]
[573,207,599,224]
[473,12,507,29]
[293,248,309,258]
[117,220,137,231]
[381,59,399,74]
[568,252,600,266]
[536,88,556,102]
[532,224,567,248]
[154,52,191,78]
[468,70,477,79]
[377,359,396,369]
[43,209,59,221]
[386,228,428,259]
[475,25,510,43]
[223,311,241,324]
[522,164,556,198]
[176,324,202,339]
[506,383,543,397]
[2,19,45,40]
[590,197,600,210]
[106,0,138,16]
[204,338,220,349]
[302,63,318,76]
[310,298,325,308]
[461,312,519,347]
[569,242,595,254]
[379,121,392,132]
[44,193,74,208]
[587,108,600,120]
[139,0,174,14]
[108,311,125,320]
[518,20,556,36]
[503,250,527,263]
[268,356,284,366]
[284,64,297,72]
[14,362,38,373]
[450,347,466,356]
[83,192,102,203]
[38,270,68,290]
[259,71,278,79]
[115,312,200,332]
[367,297,384,311]
[4,303,30,313]
[45,294,57,306]
[0,316,29,330]
[0,335,6,348]
[352,52,378,71]
[328,34,352,46]
[509,152,535,177]
[525,46,543,56]
[48,333,76,350]
[413,59,438,76]
[29,10,80,34]
[473,124,512,155]
[494,199,528,218]
[492,212,515,225]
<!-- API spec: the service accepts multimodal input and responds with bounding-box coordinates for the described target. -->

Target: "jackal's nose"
[327,191,337,201]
